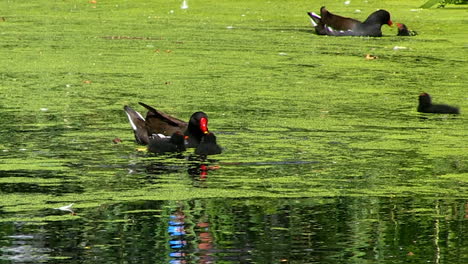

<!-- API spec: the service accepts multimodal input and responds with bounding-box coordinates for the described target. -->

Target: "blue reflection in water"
[168,208,188,263]
[168,203,215,264]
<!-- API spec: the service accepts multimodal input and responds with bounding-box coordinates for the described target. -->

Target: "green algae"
[439,172,468,182]
[0,0,466,218]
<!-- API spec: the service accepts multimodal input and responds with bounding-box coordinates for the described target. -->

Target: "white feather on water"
[181,0,188,9]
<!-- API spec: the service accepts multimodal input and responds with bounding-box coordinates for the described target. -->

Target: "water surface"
[0,0,467,263]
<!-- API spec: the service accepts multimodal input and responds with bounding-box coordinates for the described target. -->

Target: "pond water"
[0,0,467,263]
[1,197,465,263]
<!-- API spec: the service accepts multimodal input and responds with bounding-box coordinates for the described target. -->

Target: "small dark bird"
[417,93,460,114]
[307,6,393,37]
[124,102,210,147]
[148,132,186,154]
[195,132,222,155]
[396,23,417,36]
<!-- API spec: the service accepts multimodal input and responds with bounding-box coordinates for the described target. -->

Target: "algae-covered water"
[0,0,467,263]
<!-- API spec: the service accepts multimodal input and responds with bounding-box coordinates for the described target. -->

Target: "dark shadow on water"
[244,26,312,34]
[418,114,461,121]
[220,160,319,166]
[143,153,188,175]
[0,170,83,195]
[122,152,222,186]
[292,63,322,68]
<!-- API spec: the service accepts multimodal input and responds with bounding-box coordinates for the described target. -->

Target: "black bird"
[307,6,393,37]
[396,23,417,36]
[417,93,460,114]
[124,102,210,147]
[195,132,222,155]
[147,132,186,154]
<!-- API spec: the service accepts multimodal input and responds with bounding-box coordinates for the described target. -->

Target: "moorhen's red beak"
[388,20,393,27]
[199,117,209,134]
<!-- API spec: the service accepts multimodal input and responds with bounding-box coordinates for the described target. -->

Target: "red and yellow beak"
[199,117,209,134]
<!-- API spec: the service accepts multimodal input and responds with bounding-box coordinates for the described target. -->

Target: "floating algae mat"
[0,0,466,263]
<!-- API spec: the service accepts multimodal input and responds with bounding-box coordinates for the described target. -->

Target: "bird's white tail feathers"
[124,107,145,131]
[308,12,321,27]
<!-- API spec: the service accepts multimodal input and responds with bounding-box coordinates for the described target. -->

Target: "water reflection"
[0,228,51,263]
[168,206,188,263]
[0,170,83,195]
[0,197,467,263]
[168,202,215,264]
[135,154,221,186]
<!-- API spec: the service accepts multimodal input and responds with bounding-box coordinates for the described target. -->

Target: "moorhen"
[124,102,211,147]
[147,132,186,154]
[396,23,417,36]
[417,93,460,114]
[195,132,222,155]
[307,6,393,37]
